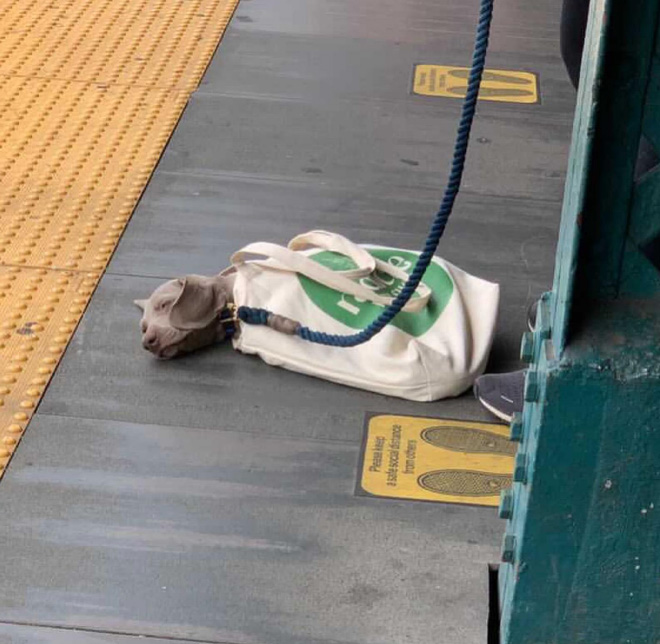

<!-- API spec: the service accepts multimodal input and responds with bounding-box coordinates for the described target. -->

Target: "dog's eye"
[156,299,171,311]
[141,320,148,333]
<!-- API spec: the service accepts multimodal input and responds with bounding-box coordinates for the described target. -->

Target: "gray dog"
[136,272,299,359]
[135,273,236,359]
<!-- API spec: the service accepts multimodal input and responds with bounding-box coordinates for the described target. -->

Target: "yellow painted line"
[358,414,514,507]
[413,64,539,104]
[0,0,239,477]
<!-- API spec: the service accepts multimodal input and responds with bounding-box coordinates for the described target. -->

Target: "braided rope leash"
[238,0,494,347]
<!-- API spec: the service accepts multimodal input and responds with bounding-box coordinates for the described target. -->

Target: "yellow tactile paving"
[0,267,97,469]
[0,0,239,477]
[0,0,237,92]
[0,76,188,271]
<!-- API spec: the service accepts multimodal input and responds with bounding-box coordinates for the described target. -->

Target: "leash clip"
[219,304,238,338]
[220,303,238,324]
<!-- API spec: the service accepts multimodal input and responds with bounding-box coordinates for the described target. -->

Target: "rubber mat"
[0,0,239,476]
[357,414,514,506]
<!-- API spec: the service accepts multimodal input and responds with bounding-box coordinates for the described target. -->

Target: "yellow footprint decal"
[418,470,511,497]
[421,425,517,456]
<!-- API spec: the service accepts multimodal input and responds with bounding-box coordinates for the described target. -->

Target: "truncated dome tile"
[0,0,238,92]
[0,76,188,272]
[0,267,99,472]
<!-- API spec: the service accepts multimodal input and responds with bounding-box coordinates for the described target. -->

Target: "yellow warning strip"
[0,0,239,476]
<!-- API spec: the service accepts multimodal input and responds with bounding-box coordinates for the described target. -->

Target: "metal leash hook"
[238,0,495,347]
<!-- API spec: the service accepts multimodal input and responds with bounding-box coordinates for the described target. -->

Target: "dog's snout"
[142,328,159,351]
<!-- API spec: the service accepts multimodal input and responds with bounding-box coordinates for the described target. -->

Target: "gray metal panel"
[0,624,203,644]
[158,92,570,201]
[197,29,576,115]
[224,0,562,55]
[0,415,499,644]
[110,171,560,282]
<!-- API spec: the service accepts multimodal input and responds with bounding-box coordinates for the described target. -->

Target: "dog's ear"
[134,299,148,311]
[168,275,228,330]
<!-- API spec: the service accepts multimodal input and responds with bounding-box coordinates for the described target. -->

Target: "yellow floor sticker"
[0,0,239,478]
[358,414,514,507]
[413,64,539,104]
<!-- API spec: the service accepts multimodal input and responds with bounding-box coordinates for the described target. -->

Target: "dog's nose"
[142,328,160,351]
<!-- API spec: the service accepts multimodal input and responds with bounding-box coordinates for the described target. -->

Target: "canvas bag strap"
[287,230,376,279]
[231,241,431,313]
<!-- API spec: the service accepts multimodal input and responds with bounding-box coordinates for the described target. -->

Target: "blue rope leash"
[238,0,494,347]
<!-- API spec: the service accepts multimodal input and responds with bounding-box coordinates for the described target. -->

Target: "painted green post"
[498,0,660,642]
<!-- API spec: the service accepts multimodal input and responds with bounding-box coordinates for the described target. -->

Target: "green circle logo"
[298,248,454,337]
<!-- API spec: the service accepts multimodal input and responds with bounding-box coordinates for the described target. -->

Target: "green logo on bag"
[298,248,454,337]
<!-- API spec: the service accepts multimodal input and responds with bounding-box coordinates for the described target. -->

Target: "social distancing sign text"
[358,414,515,506]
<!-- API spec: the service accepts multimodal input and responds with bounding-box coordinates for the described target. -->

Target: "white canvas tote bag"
[230,230,499,401]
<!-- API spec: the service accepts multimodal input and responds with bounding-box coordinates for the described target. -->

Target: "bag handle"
[287,230,376,279]
[231,241,431,313]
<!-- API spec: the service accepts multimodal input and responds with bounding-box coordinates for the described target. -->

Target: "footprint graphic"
[421,426,517,456]
[418,470,511,497]
[447,69,533,85]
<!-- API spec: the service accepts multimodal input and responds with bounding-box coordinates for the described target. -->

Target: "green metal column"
[498,0,660,642]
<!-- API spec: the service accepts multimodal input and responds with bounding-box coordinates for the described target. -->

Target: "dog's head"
[135,274,234,359]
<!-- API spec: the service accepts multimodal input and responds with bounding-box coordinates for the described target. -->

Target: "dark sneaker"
[473,370,526,422]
